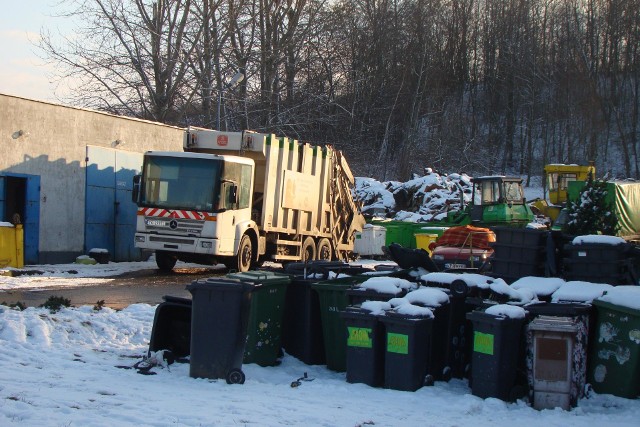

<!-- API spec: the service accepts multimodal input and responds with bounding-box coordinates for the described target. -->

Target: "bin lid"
[528,315,579,333]
[524,301,591,316]
[594,286,640,315]
[186,277,253,293]
[226,271,291,286]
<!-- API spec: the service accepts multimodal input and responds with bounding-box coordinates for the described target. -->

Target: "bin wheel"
[442,366,452,382]
[450,279,469,297]
[226,369,246,385]
[423,374,435,387]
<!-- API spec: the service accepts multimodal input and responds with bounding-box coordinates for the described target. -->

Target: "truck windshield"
[140,156,222,211]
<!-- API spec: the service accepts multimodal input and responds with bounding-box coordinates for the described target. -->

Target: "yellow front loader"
[531,163,595,221]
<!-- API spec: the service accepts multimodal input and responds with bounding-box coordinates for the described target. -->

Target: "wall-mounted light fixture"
[12,130,25,139]
[111,139,124,148]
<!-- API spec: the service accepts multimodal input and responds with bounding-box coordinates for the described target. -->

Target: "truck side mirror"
[132,175,141,203]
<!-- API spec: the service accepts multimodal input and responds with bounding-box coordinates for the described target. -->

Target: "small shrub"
[1,301,26,311]
[40,296,72,313]
[93,300,106,311]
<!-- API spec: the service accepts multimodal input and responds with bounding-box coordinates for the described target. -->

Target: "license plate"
[145,219,167,227]
[445,263,466,269]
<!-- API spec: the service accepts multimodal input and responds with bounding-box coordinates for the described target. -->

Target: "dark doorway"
[4,176,26,224]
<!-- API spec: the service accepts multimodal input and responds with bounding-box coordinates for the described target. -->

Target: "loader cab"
[545,164,595,206]
[470,176,533,226]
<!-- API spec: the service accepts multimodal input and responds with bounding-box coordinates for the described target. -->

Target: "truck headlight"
[201,242,213,249]
[135,236,145,243]
[433,254,444,261]
[470,256,481,262]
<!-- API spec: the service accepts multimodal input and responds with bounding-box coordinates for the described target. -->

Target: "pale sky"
[0,1,73,101]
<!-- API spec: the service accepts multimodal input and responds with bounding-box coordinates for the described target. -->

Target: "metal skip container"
[528,315,580,410]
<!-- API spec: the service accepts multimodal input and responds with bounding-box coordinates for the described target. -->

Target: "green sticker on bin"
[348,327,372,348]
[474,331,494,355]
[387,333,409,354]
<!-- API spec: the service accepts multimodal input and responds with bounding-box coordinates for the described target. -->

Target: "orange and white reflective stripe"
[137,207,215,221]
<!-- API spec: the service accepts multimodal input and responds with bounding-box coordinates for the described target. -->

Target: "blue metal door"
[115,152,143,261]
[85,146,142,261]
[24,175,40,264]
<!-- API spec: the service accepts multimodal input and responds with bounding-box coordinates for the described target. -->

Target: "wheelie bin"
[588,286,640,399]
[281,276,326,365]
[402,287,452,382]
[380,305,435,391]
[466,305,528,401]
[340,305,387,387]
[312,277,369,371]
[148,295,192,361]
[525,302,592,409]
[226,271,291,367]
[187,278,253,384]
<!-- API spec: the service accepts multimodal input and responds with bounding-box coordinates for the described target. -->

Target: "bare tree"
[41,0,202,123]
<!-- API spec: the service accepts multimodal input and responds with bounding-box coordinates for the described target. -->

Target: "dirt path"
[0,267,225,310]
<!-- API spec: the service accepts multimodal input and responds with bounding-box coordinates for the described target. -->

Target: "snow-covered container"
[588,286,640,399]
[528,315,583,411]
[562,235,639,285]
[353,224,387,258]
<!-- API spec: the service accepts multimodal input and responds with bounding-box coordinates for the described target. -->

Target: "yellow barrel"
[0,223,24,268]
[414,233,439,255]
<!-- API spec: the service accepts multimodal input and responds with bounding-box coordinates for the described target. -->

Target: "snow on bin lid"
[357,277,417,294]
[404,287,449,307]
[420,272,495,289]
[388,297,408,308]
[511,276,565,297]
[596,286,640,311]
[361,300,392,315]
[572,235,626,245]
[551,281,614,303]
[0,222,14,227]
[489,278,538,305]
[485,304,527,319]
[395,303,434,318]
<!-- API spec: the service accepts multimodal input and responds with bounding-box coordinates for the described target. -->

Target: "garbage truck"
[132,127,366,272]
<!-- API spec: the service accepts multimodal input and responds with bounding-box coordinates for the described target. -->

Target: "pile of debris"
[355,169,474,222]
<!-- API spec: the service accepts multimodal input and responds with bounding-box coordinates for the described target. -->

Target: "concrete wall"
[0,93,184,263]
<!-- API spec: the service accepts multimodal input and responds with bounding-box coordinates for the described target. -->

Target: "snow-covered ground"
[1,260,640,426]
[1,174,638,425]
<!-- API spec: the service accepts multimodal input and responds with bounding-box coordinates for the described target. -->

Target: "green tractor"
[445,176,534,228]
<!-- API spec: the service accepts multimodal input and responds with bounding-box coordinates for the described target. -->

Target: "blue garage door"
[85,146,143,261]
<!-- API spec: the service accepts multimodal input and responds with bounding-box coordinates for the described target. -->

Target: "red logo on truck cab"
[217,135,228,146]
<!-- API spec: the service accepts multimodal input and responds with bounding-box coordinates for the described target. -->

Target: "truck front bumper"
[134,233,221,255]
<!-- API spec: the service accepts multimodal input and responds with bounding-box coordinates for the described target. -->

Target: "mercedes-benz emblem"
[169,220,178,229]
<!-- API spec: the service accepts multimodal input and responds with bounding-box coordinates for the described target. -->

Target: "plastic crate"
[492,226,547,247]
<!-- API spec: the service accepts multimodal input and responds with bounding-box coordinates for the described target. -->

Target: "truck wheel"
[317,238,332,261]
[302,237,316,262]
[236,235,253,272]
[156,251,177,272]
